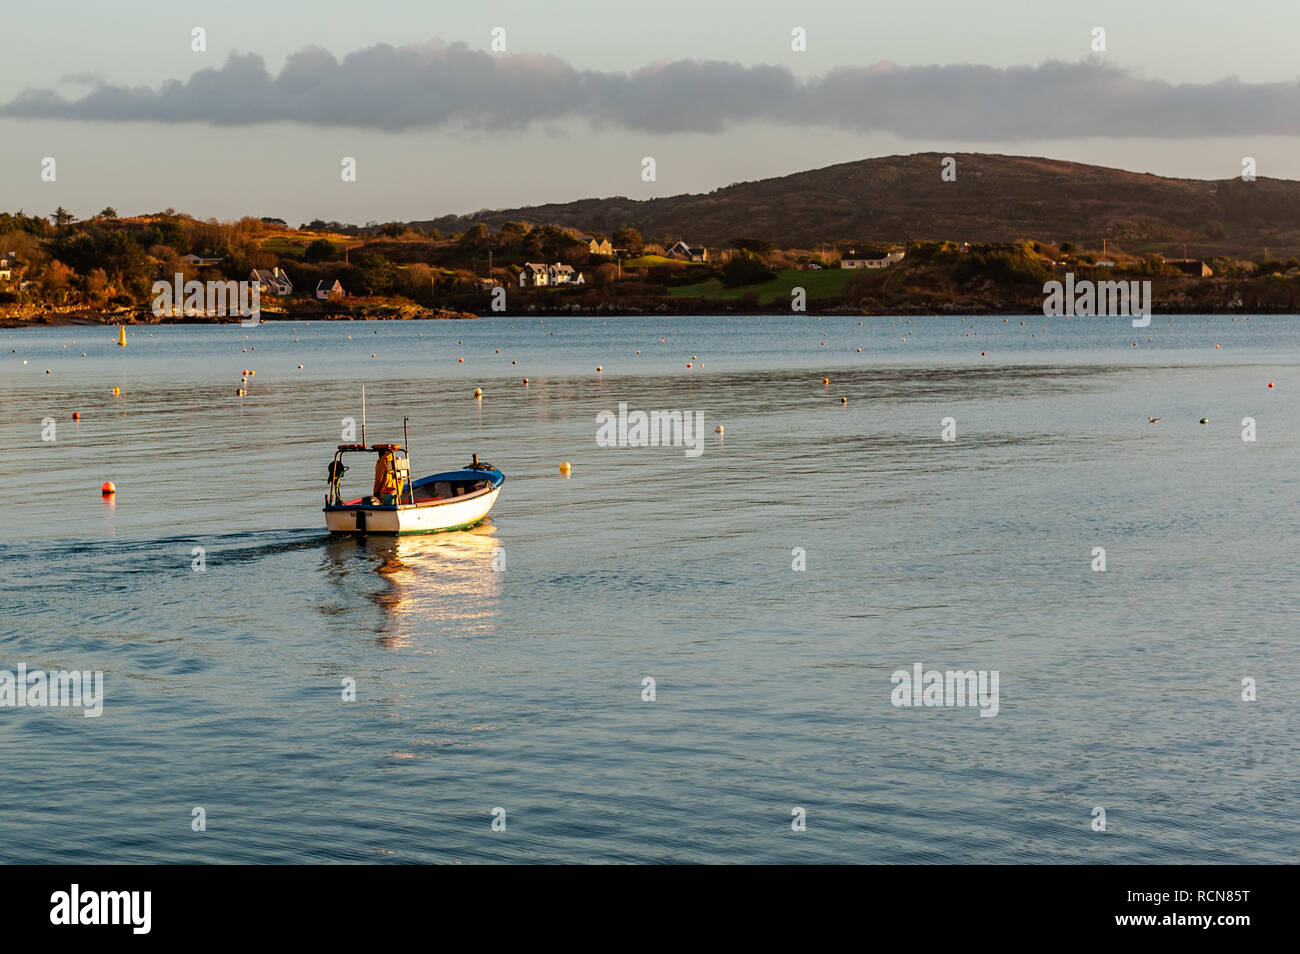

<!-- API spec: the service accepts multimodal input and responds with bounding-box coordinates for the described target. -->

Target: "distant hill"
[412,153,1300,259]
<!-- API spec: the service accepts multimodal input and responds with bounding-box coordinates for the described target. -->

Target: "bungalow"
[249,267,293,295]
[315,279,346,300]
[181,253,223,267]
[519,263,549,288]
[667,240,709,263]
[841,248,905,270]
[577,234,614,256]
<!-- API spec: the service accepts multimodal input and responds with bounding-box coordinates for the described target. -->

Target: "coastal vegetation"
[7,159,1300,325]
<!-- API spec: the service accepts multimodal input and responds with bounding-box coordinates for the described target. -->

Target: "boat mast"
[403,416,414,505]
[361,385,367,447]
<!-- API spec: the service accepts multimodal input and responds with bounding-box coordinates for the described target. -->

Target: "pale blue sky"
[1,0,1297,223]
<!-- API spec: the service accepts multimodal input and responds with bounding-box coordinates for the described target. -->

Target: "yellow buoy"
[117,327,127,347]
[474,388,483,398]
[559,461,572,474]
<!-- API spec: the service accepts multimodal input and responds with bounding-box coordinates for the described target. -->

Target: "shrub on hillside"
[720,255,776,287]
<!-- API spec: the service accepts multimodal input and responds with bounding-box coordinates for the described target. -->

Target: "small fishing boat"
[322,393,503,533]
[323,444,504,535]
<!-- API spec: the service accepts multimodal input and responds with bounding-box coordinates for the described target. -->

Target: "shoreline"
[4,303,1300,328]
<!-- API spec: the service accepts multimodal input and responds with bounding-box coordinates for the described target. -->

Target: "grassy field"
[668,268,852,305]
[623,253,701,268]
[261,234,345,259]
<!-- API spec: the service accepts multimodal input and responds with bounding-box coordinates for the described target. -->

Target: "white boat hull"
[325,487,501,535]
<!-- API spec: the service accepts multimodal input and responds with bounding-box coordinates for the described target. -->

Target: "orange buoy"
[100,481,115,495]
[596,366,603,372]
[559,461,572,475]
[458,357,464,363]
[72,412,80,421]
[523,378,529,385]
[840,396,848,404]
[821,377,829,385]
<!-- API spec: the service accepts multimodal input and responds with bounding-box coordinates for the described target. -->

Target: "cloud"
[4,40,1298,140]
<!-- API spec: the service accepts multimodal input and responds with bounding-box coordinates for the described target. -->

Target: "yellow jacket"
[374,454,403,497]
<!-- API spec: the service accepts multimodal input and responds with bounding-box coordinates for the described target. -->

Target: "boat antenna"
[361,385,367,447]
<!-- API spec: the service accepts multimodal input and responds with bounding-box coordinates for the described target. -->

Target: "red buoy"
[101,481,115,495]
[72,412,80,421]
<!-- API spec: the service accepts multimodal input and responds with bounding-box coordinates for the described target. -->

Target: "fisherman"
[373,449,405,505]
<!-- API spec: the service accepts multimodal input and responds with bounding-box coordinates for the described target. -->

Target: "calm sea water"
[0,314,1296,863]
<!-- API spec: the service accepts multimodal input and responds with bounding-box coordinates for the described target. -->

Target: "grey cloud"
[3,40,1298,139]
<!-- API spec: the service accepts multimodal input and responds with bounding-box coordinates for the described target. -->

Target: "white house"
[840,248,905,270]
[548,263,586,285]
[249,267,293,295]
[667,240,709,262]
[315,279,346,300]
[519,263,549,288]
[181,253,223,267]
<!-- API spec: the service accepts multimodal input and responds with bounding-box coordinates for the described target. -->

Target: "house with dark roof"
[840,248,905,270]
[315,279,346,300]
[519,263,549,288]
[1166,259,1214,277]
[249,267,293,295]
[548,263,584,285]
